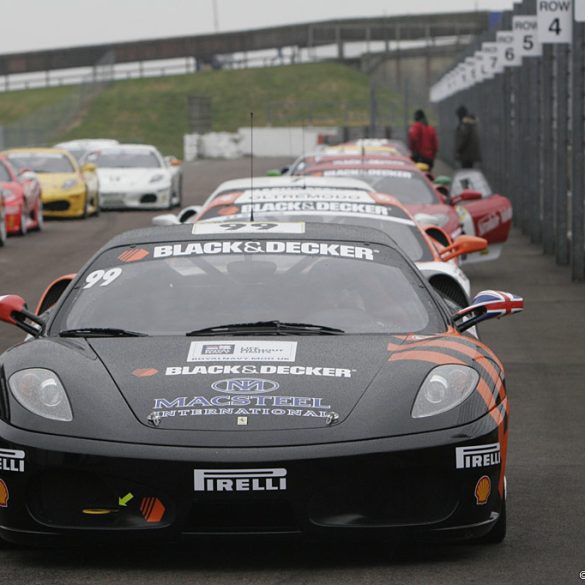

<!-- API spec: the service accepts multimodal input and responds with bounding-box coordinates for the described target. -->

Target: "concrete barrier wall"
[238,127,338,158]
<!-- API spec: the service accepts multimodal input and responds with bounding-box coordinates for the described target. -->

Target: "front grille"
[187,499,298,533]
[44,200,70,211]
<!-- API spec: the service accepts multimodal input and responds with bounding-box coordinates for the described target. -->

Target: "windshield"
[53,237,442,336]
[197,207,433,263]
[86,150,161,169]
[7,152,75,174]
[313,169,437,205]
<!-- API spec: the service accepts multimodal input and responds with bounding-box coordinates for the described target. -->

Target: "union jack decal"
[469,290,524,323]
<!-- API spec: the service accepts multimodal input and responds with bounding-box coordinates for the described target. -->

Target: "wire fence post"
[571,20,585,280]
[555,44,569,265]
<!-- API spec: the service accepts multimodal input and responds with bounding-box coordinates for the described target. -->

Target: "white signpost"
[481,42,500,79]
[513,16,543,57]
[576,0,585,21]
[497,31,522,68]
[537,0,573,43]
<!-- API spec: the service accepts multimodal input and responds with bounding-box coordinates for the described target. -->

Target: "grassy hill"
[0,63,403,156]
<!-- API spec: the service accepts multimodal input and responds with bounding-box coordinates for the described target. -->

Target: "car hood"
[1,334,493,447]
[36,172,79,192]
[98,168,169,188]
[89,336,392,432]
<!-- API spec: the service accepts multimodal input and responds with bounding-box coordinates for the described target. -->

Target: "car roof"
[2,147,72,155]
[101,222,399,253]
[212,176,375,193]
[55,139,119,148]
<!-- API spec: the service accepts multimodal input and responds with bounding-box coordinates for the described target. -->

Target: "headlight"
[411,365,479,418]
[9,369,73,421]
[149,174,165,184]
[62,179,79,190]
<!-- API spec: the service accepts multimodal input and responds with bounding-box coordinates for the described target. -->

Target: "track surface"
[0,159,584,584]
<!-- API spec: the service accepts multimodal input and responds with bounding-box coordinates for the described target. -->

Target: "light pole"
[212,0,219,32]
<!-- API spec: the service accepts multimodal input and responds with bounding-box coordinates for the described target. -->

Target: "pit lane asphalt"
[0,159,583,584]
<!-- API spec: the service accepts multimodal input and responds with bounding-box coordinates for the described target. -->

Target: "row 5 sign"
[513,16,543,57]
[537,0,573,43]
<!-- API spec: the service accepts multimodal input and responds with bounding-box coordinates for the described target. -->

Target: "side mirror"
[453,290,524,332]
[82,163,97,173]
[415,162,430,172]
[451,190,483,205]
[435,185,450,199]
[423,225,452,248]
[178,205,201,223]
[434,175,452,187]
[35,274,75,315]
[165,156,182,167]
[0,294,45,336]
[440,235,487,262]
[152,214,181,227]
[266,169,282,177]
[18,168,36,181]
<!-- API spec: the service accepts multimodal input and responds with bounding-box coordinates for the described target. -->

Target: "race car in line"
[159,176,488,310]
[0,222,522,545]
[83,144,181,210]
[437,169,513,263]
[0,155,43,236]
[294,159,462,241]
[2,148,99,219]
[54,139,120,163]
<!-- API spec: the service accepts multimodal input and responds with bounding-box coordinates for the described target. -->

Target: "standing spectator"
[455,105,482,168]
[408,109,438,170]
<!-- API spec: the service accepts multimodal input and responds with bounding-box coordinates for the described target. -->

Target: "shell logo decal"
[475,475,491,505]
[0,479,9,508]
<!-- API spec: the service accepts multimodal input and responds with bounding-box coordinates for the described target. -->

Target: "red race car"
[0,155,43,236]
[441,169,513,264]
[296,159,462,241]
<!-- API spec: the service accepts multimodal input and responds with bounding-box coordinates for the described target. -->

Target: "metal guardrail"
[432,0,585,282]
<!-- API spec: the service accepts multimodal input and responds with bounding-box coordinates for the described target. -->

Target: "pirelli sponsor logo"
[455,443,501,469]
[194,468,287,492]
[0,448,25,473]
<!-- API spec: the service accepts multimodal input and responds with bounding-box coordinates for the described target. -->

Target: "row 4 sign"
[537,0,573,43]
[577,0,585,21]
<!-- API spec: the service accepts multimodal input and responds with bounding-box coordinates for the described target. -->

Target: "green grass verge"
[0,63,403,156]
[0,85,76,125]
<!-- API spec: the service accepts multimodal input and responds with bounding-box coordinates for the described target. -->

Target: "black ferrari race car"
[0,222,522,546]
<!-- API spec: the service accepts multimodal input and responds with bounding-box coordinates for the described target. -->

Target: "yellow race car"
[2,148,99,219]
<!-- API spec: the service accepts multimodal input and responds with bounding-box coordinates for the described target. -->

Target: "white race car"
[84,144,180,210]
[54,139,120,163]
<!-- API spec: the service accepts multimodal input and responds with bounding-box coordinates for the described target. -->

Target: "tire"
[172,177,183,209]
[476,498,507,544]
[18,208,28,236]
[93,193,100,217]
[80,192,89,220]
[0,217,6,247]
[35,200,44,232]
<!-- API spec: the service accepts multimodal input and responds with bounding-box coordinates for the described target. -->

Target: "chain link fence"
[0,51,115,149]
[432,0,585,282]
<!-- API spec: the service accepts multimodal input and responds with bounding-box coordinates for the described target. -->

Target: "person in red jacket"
[408,109,439,170]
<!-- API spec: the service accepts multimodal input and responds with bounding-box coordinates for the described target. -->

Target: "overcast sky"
[0,0,515,54]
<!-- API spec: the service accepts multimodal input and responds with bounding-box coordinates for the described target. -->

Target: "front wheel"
[18,208,28,236]
[0,217,6,247]
[80,192,89,220]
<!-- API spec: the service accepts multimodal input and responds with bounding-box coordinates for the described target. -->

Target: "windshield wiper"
[186,320,345,336]
[59,328,148,338]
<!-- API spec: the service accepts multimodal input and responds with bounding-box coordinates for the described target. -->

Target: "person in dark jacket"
[408,109,438,170]
[455,105,481,168]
